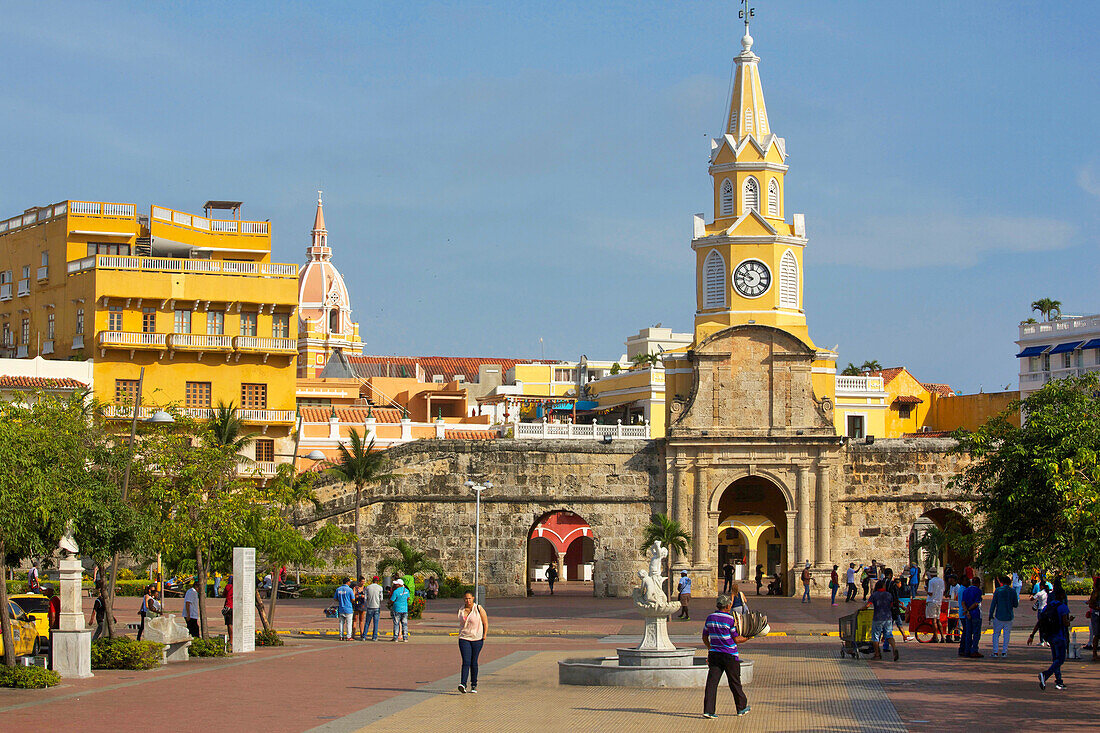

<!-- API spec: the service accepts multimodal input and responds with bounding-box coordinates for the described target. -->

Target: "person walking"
[864,580,899,661]
[677,570,692,620]
[754,565,764,596]
[730,583,748,613]
[845,563,862,603]
[137,584,160,641]
[908,563,920,601]
[1084,574,1099,661]
[989,575,1018,657]
[889,576,913,643]
[183,579,201,638]
[947,575,961,642]
[1030,581,1072,690]
[960,575,983,658]
[364,576,383,641]
[28,564,40,594]
[391,578,411,642]
[800,562,815,603]
[829,565,840,606]
[545,563,559,596]
[222,576,234,646]
[352,578,367,640]
[1011,571,1023,602]
[456,591,489,694]
[88,579,111,641]
[1031,580,1051,646]
[334,577,355,641]
[721,560,735,595]
[701,594,751,719]
[925,568,945,643]
[860,564,872,601]
[213,570,222,599]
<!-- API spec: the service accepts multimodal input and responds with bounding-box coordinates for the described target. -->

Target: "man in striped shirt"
[701,594,750,719]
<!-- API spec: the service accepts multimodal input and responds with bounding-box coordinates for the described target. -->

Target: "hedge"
[256,629,284,647]
[188,638,230,657]
[0,666,61,688]
[91,637,163,670]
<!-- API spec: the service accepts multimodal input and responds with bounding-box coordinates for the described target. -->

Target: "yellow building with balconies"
[0,199,299,473]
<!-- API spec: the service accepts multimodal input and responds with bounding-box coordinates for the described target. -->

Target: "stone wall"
[835,438,973,572]
[304,439,666,597]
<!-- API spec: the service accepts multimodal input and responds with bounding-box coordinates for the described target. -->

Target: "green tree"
[609,363,621,375]
[375,538,446,580]
[841,363,862,376]
[630,352,660,369]
[1030,298,1063,322]
[639,513,692,597]
[0,395,101,665]
[325,430,391,579]
[206,401,257,464]
[859,360,882,374]
[953,373,1100,573]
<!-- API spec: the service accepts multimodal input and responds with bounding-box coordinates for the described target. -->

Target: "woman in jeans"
[456,591,489,694]
[137,584,159,641]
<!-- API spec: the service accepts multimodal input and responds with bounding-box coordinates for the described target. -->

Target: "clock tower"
[691,18,812,347]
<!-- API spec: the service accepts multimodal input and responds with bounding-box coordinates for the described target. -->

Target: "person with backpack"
[860,565,872,601]
[800,562,815,603]
[1029,581,1072,690]
[352,578,367,640]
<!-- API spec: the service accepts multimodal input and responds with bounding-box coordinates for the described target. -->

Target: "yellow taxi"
[9,594,51,650]
[1,600,41,657]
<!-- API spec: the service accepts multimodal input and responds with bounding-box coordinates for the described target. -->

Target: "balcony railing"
[834,375,885,392]
[0,200,135,236]
[510,418,650,440]
[1020,316,1100,338]
[166,333,234,351]
[237,409,296,424]
[103,404,295,425]
[237,460,279,477]
[67,254,297,279]
[234,336,296,353]
[98,331,167,349]
[151,205,269,236]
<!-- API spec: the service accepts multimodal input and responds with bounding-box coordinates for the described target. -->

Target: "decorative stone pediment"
[670,324,834,436]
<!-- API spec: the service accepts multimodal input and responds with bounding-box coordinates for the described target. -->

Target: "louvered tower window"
[743,177,760,213]
[703,250,726,309]
[768,179,780,217]
[779,250,798,309]
[719,179,734,217]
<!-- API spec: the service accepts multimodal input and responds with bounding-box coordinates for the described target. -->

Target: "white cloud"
[813,213,1077,269]
[1078,165,1100,200]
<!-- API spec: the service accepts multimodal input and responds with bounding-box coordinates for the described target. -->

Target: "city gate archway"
[908,508,974,573]
[527,510,595,594]
[717,476,789,594]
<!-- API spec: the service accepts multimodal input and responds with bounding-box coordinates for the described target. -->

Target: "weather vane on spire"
[739,0,755,34]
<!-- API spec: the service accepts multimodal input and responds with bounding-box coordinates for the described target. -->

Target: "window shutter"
[768,180,779,217]
[703,250,726,309]
[743,178,759,213]
[720,179,734,217]
[779,250,798,309]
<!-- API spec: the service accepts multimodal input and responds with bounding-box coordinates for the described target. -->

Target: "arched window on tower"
[329,308,340,334]
[703,250,726,309]
[779,249,798,309]
[743,177,760,214]
[719,179,734,217]
[768,179,780,217]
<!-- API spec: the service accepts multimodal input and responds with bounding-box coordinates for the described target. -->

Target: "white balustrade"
[511,418,650,440]
[64,254,295,279]
[236,409,296,423]
[168,333,233,350]
[240,221,269,234]
[98,331,167,348]
[834,375,885,392]
[234,336,296,352]
[70,201,100,215]
[211,220,238,233]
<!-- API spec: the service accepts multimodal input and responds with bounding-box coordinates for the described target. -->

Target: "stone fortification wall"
[305,439,666,598]
[835,438,973,572]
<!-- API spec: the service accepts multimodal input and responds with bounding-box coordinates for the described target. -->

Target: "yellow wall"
[927,391,1020,432]
[587,366,666,437]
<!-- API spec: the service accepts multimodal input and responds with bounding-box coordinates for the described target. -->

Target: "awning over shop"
[1016,345,1051,358]
[1082,339,1100,350]
[1048,341,1084,354]
[552,400,599,411]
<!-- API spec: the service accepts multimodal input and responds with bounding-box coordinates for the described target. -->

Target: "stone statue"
[58,521,79,557]
[631,541,682,651]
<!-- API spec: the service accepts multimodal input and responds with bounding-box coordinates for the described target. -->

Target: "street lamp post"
[464,479,492,604]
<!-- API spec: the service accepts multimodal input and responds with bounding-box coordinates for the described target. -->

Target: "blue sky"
[2,1,1098,393]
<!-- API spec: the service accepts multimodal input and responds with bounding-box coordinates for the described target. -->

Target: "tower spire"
[725,0,769,141]
[307,191,331,261]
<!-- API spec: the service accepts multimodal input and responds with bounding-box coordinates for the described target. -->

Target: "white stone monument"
[232,547,255,653]
[51,529,92,678]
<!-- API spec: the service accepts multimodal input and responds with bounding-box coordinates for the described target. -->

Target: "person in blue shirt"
[677,571,693,620]
[908,564,920,600]
[701,594,750,719]
[988,575,1019,657]
[334,577,355,641]
[1029,582,1072,690]
[959,576,984,658]
[390,578,411,642]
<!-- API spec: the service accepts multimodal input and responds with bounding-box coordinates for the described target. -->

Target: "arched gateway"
[527,511,595,594]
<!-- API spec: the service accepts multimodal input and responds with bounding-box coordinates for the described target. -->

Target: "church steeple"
[308,190,331,261]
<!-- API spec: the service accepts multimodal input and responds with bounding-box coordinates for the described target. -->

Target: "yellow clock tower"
[692,18,812,347]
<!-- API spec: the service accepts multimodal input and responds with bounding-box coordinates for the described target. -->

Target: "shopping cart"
[838,607,875,659]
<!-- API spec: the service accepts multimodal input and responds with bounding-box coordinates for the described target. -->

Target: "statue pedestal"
[637,611,678,651]
[57,558,85,632]
[52,629,93,678]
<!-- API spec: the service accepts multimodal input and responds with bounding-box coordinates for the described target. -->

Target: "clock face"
[733,259,772,298]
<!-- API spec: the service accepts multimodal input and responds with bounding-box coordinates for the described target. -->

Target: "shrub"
[0,666,61,689]
[408,596,425,619]
[91,637,163,670]
[1063,579,1094,596]
[439,576,474,598]
[188,638,229,657]
[117,568,137,581]
[256,629,284,647]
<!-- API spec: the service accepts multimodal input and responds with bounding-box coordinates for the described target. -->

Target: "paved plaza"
[2,591,1098,732]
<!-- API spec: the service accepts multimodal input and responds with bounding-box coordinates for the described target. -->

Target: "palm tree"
[1030,298,1062,322]
[640,513,692,597]
[630,352,660,369]
[841,363,862,376]
[206,401,257,464]
[375,538,446,580]
[859,360,882,374]
[325,430,391,578]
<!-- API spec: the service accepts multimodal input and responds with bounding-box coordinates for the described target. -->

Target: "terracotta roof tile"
[922,382,955,397]
[443,429,498,440]
[869,367,906,385]
[299,406,403,424]
[892,395,923,405]
[349,355,551,383]
[0,376,87,390]
[901,430,953,438]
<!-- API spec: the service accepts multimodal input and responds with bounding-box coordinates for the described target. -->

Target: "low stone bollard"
[144,614,192,664]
